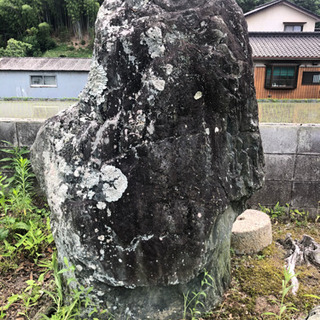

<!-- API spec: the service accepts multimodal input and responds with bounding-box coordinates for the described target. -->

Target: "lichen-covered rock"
[31,0,264,318]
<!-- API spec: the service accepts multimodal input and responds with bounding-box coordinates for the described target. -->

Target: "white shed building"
[0,57,91,99]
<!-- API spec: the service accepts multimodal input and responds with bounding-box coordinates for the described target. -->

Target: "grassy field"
[0,100,76,119]
[258,102,320,124]
[43,43,93,58]
[1,100,320,123]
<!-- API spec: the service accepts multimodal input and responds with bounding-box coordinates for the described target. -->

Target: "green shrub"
[37,22,56,52]
[0,38,32,57]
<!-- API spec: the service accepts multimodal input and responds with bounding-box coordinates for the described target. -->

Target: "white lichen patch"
[80,59,107,105]
[141,26,165,58]
[92,112,121,152]
[147,120,155,135]
[165,64,173,75]
[98,235,105,241]
[97,202,107,210]
[122,34,137,64]
[151,79,166,91]
[101,165,128,202]
[88,190,95,199]
[42,151,72,215]
[141,69,166,97]
[76,265,83,272]
[81,167,100,190]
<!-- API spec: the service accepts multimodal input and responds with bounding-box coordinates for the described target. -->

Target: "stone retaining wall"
[0,120,319,216]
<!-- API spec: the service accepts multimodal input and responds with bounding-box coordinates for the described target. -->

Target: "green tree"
[236,0,320,14]
[293,0,320,15]
[37,22,56,51]
[41,0,68,32]
[83,0,100,27]
[0,0,26,40]
[64,0,100,39]
[65,0,83,38]
[0,38,32,57]
[236,0,265,13]
[21,4,38,29]
[0,0,102,54]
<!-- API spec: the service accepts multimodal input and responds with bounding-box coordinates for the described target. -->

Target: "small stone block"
[306,305,320,320]
[231,209,272,255]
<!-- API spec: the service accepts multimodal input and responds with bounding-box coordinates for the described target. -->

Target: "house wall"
[254,65,320,99]
[0,71,89,99]
[246,3,317,32]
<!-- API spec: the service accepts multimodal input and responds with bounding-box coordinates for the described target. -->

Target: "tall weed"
[0,141,35,217]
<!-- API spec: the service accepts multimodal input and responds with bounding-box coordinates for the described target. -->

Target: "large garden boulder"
[31,0,264,318]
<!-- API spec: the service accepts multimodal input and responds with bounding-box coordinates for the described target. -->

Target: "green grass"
[258,102,320,124]
[42,43,93,58]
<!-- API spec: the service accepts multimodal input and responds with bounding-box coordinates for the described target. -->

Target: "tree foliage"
[0,0,103,55]
[0,38,32,57]
[236,0,320,15]
[236,0,265,13]
[1,0,319,57]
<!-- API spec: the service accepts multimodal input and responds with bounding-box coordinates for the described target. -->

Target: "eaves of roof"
[244,0,320,21]
[0,57,91,72]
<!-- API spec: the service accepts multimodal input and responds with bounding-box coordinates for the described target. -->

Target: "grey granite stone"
[31,0,264,318]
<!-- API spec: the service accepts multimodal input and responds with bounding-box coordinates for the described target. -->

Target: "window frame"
[283,22,305,32]
[264,64,299,90]
[302,71,320,85]
[30,75,57,88]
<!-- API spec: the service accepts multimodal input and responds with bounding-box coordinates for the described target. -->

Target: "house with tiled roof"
[0,57,91,99]
[245,0,320,99]
[245,0,320,32]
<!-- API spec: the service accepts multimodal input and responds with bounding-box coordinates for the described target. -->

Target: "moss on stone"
[209,222,320,320]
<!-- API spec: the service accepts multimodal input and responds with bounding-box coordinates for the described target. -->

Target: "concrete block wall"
[0,120,319,216]
[248,124,320,217]
[0,120,43,177]
[0,120,43,148]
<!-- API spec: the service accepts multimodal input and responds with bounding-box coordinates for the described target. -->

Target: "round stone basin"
[231,209,272,255]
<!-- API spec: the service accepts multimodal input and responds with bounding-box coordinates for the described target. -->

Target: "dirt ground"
[1,222,320,320]
[209,222,320,320]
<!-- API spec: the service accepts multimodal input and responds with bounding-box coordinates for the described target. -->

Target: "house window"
[302,72,320,85]
[265,65,298,89]
[30,75,57,87]
[284,23,304,32]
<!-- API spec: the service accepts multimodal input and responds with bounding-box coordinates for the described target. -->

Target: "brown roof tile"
[0,57,91,71]
[249,32,320,59]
